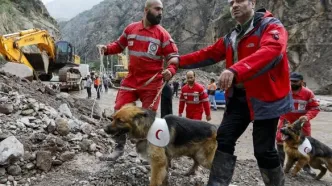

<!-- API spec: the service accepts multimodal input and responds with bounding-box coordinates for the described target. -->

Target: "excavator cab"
[55,41,76,65]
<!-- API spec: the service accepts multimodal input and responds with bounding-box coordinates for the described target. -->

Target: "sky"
[41,0,54,4]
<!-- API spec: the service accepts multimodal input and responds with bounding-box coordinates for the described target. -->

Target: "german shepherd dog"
[280,119,332,180]
[104,105,217,186]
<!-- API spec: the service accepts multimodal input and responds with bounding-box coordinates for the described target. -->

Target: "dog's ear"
[136,110,149,118]
[293,119,305,131]
[282,119,290,127]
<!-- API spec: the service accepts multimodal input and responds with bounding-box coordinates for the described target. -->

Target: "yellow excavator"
[0,28,82,88]
[110,53,128,87]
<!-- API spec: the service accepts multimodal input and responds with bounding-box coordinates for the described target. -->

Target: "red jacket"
[179,82,211,117]
[179,9,293,120]
[276,87,320,143]
[105,21,178,89]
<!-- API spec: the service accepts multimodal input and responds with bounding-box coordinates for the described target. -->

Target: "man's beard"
[291,84,301,91]
[147,11,162,25]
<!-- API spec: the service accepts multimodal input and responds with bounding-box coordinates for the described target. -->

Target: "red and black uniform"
[105,21,178,111]
[177,9,292,172]
[276,87,320,144]
[179,82,210,120]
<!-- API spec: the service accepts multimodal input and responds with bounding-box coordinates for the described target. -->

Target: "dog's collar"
[147,118,170,147]
[298,138,312,156]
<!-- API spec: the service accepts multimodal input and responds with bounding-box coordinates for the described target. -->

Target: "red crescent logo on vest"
[155,129,163,140]
[304,147,309,153]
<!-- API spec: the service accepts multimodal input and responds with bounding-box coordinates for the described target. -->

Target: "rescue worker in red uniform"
[276,72,320,177]
[166,1,292,185]
[98,0,179,161]
[179,71,211,121]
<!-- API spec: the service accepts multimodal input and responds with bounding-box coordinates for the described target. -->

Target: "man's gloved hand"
[96,45,107,55]
[206,115,211,121]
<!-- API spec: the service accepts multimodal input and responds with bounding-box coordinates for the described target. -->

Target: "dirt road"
[72,88,332,160]
[56,88,332,185]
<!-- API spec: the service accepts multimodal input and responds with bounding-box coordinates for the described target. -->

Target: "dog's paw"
[291,171,298,177]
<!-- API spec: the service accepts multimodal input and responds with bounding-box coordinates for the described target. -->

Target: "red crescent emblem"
[155,129,163,140]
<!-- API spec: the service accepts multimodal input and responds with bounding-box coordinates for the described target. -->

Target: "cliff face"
[0,0,60,38]
[61,0,332,93]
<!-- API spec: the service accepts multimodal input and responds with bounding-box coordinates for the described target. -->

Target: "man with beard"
[97,0,179,161]
[166,0,292,185]
[179,71,211,121]
[276,72,320,177]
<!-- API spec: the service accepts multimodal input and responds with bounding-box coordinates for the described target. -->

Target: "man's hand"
[206,115,211,121]
[299,116,308,122]
[167,57,180,68]
[96,45,107,55]
[162,69,172,81]
[219,69,234,90]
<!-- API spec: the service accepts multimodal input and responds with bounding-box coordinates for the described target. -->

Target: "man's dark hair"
[211,78,215,82]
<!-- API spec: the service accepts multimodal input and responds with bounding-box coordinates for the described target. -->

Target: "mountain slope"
[61,0,332,93]
[45,0,104,20]
[0,0,59,38]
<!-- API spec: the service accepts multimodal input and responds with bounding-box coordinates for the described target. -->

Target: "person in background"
[103,74,109,93]
[172,80,179,97]
[179,71,211,121]
[86,75,92,99]
[207,78,218,111]
[94,75,101,100]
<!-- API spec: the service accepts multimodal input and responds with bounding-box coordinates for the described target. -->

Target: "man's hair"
[145,0,161,8]
[211,78,215,82]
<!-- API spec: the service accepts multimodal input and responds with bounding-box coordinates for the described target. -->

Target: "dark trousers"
[217,90,280,169]
[161,84,173,118]
[173,86,179,97]
[104,84,108,92]
[94,85,101,99]
[86,87,92,98]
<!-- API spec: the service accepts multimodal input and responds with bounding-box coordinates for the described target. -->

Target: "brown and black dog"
[104,105,217,186]
[280,119,332,180]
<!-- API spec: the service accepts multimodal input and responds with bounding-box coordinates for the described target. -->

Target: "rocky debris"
[0,136,24,165]
[0,72,110,185]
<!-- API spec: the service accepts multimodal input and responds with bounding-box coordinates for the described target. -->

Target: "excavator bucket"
[24,51,49,73]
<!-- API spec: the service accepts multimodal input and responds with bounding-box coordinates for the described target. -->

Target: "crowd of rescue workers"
[80,0,332,185]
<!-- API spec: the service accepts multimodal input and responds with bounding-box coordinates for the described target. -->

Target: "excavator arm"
[0,28,56,74]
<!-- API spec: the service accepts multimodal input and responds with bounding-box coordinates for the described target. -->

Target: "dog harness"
[147,118,170,147]
[298,138,312,156]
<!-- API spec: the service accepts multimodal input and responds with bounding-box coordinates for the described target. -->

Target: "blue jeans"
[209,95,217,109]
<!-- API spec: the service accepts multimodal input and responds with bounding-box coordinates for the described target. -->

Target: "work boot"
[259,166,285,186]
[207,151,237,186]
[99,134,126,161]
[303,164,316,178]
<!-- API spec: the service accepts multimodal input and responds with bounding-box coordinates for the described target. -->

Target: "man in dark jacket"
[166,0,292,185]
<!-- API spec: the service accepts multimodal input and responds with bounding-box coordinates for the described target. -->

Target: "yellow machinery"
[0,28,81,84]
[111,53,128,87]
